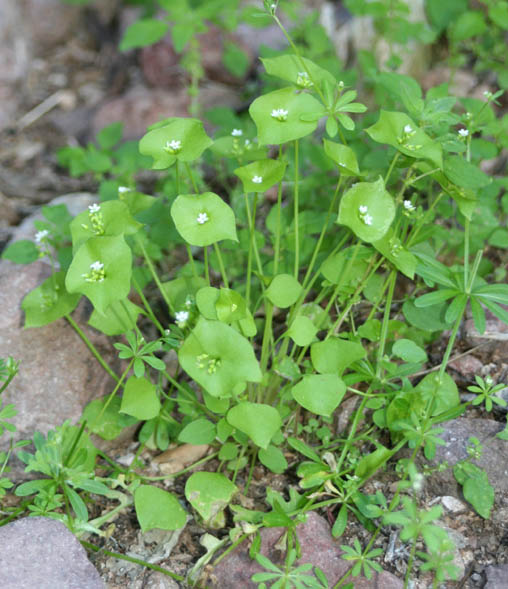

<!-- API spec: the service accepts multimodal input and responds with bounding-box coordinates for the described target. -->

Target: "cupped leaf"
[171,192,237,247]
[162,275,208,311]
[291,374,346,417]
[258,445,288,474]
[366,111,442,168]
[185,472,236,527]
[392,339,427,363]
[311,337,366,375]
[22,271,80,328]
[372,228,417,279]
[178,418,216,444]
[286,315,318,346]
[337,177,395,242]
[139,118,213,169]
[227,402,281,449]
[323,139,361,176]
[70,200,142,254]
[234,159,287,193]
[65,235,132,315]
[265,274,302,308]
[178,318,262,398]
[249,87,323,146]
[135,484,187,532]
[120,376,161,420]
[88,298,143,336]
[81,396,138,440]
[416,372,459,416]
[216,288,247,322]
[261,54,337,88]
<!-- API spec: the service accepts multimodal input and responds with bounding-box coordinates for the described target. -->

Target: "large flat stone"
[0,516,104,589]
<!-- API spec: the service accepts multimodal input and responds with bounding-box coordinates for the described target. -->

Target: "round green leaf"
[178,418,216,444]
[139,118,213,169]
[249,86,323,146]
[372,228,417,279]
[258,445,288,474]
[323,139,360,176]
[88,298,143,336]
[185,472,236,525]
[311,337,366,375]
[416,372,459,416]
[171,192,237,247]
[216,288,247,322]
[22,271,81,327]
[2,240,39,264]
[234,159,287,193]
[65,235,132,315]
[196,286,220,320]
[178,318,262,398]
[365,111,442,168]
[287,315,318,346]
[261,55,337,88]
[337,177,395,243]
[291,374,345,417]
[70,200,142,254]
[227,402,281,449]
[82,396,138,440]
[392,339,427,363]
[120,376,161,420]
[120,19,169,51]
[265,274,302,308]
[135,484,187,532]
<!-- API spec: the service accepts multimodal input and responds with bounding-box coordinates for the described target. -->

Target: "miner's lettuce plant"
[3,1,508,586]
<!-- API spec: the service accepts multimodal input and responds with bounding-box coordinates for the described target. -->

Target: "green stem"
[186,245,198,280]
[204,246,210,285]
[404,540,417,589]
[438,301,466,380]
[213,243,229,288]
[81,541,185,582]
[294,139,300,279]
[89,359,133,430]
[135,234,174,314]
[185,162,199,193]
[65,314,119,383]
[384,151,400,184]
[273,145,284,275]
[375,270,397,380]
[132,276,165,335]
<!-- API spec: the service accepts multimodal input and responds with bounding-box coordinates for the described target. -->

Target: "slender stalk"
[89,359,133,430]
[204,246,210,285]
[65,314,119,383]
[384,151,400,184]
[185,162,199,193]
[273,146,284,275]
[375,270,397,380]
[404,540,417,589]
[293,139,300,279]
[438,301,466,380]
[135,234,174,314]
[132,275,165,335]
[213,243,229,288]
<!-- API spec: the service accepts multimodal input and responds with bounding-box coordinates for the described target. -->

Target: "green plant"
[4,0,508,586]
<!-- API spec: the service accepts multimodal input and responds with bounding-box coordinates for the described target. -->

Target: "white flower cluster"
[164,139,182,154]
[34,229,50,244]
[231,129,243,137]
[252,175,263,184]
[358,205,373,226]
[196,212,209,225]
[175,310,189,327]
[403,200,415,212]
[118,186,132,194]
[296,71,313,89]
[271,108,288,122]
[89,203,101,214]
[458,128,469,138]
[82,260,105,283]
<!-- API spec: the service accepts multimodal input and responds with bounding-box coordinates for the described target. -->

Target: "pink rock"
[92,85,189,140]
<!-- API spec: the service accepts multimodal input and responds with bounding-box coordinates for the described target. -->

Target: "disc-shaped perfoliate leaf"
[416,372,459,416]
[323,139,361,176]
[81,396,138,440]
[22,271,81,328]
[135,484,187,532]
[265,274,302,308]
[139,118,213,169]
[226,402,281,449]
[178,318,262,398]
[119,190,156,215]
[234,159,287,193]
[162,275,208,311]
[70,200,142,254]
[171,192,237,247]
[372,228,417,279]
[337,177,395,243]
[185,472,236,525]
[65,235,132,315]
[365,111,442,168]
[216,288,247,322]
[120,376,161,420]
[249,87,323,146]
[291,374,346,417]
[311,338,366,375]
[261,55,336,88]
[88,298,143,336]
[196,286,220,320]
[287,315,318,346]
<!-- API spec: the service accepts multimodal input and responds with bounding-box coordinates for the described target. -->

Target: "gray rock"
[420,418,508,497]
[485,564,508,589]
[0,516,104,589]
[211,511,403,588]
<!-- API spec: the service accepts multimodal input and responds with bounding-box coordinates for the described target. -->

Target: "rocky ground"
[1,1,508,588]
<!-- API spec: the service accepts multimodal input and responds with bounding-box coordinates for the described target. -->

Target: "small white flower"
[184,296,193,309]
[118,186,132,194]
[90,261,104,271]
[404,124,413,134]
[458,128,469,137]
[252,175,263,184]
[358,205,368,214]
[271,108,288,122]
[196,212,209,225]
[34,230,49,244]
[403,200,415,211]
[363,214,373,226]
[271,3,276,9]
[165,139,182,153]
[89,203,101,214]
[231,129,243,137]
[175,311,189,325]
[244,139,251,146]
